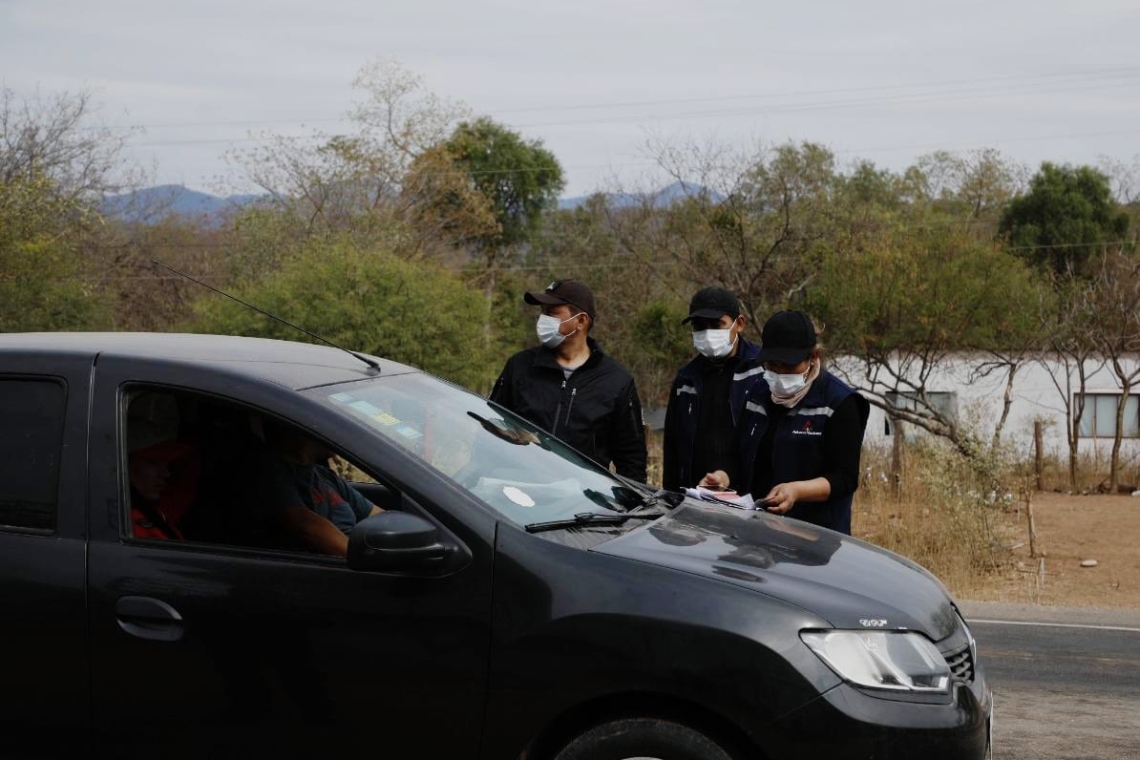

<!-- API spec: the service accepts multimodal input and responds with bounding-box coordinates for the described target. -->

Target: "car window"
[330,454,378,485]
[0,378,66,533]
[314,374,653,531]
[121,386,394,558]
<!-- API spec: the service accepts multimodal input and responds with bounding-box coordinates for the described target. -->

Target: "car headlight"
[800,630,951,694]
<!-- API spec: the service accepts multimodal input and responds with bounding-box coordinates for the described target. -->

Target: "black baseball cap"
[758,310,817,365]
[524,278,596,320]
[681,287,741,324]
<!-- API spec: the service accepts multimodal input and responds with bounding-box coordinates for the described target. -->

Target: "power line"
[509,77,1140,130]
[125,77,1140,147]
[123,80,1140,152]
[835,128,1140,156]
[100,66,1140,133]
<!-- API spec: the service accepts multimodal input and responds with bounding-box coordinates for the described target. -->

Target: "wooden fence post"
[1026,491,1038,559]
[1034,420,1045,492]
[891,418,903,501]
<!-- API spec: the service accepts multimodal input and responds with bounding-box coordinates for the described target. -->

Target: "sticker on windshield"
[371,411,400,426]
[394,424,422,440]
[349,400,384,416]
[329,392,355,403]
[503,486,535,508]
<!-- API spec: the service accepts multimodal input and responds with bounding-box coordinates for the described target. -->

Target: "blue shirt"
[263,460,375,534]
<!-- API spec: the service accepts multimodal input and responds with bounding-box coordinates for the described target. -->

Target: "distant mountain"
[104,180,720,226]
[101,185,266,225]
[558,181,722,211]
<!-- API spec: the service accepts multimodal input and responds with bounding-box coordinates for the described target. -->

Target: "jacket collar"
[533,336,605,371]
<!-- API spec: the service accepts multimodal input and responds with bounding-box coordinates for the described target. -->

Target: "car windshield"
[311,373,657,538]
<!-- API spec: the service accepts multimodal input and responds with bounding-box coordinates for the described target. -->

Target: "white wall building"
[828,353,1140,463]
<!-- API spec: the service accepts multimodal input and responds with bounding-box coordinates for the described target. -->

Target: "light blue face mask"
[763,370,806,395]
[536,313,579,348]
[763,364,812,396]
[692,329,735,359]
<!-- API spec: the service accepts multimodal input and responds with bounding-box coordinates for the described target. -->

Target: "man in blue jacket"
[662,287,762,491]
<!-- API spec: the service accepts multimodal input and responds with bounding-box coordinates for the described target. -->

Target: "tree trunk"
[1068,423,1079,492]
[1069,366,1088,492]
[1110,379,1131,493]
[991,363,1017,451]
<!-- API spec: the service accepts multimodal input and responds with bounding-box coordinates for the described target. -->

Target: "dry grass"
[853,441,1012,596]
[854,441,1139,598]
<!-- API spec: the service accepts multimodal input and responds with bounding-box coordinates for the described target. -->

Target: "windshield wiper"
[611,484,686,512]
[466,411,541,446]
[525,509,669,534]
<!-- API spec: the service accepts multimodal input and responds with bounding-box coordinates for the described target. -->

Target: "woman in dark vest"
[701,310,869,534]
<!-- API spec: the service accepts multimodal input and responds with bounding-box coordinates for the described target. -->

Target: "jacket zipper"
[565,387,577,427]
[552,380,567,435]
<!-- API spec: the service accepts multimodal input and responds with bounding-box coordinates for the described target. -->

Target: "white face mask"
[693,328,736,359]
[764,367,810,396]
[536,313,579,348]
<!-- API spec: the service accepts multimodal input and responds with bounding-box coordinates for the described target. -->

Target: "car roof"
[0,332,417,390]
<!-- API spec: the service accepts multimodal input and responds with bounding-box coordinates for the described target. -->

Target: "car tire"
[551,717,736,760]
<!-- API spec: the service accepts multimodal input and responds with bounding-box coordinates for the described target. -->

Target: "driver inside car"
[256,421,384,556]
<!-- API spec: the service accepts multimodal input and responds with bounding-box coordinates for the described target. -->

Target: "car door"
[0,351,92,759]
[85,357,495,759]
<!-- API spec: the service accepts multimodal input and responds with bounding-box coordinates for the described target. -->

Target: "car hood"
[594,501,960,641]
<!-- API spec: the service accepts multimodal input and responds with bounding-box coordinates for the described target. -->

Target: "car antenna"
[153,259,381,374]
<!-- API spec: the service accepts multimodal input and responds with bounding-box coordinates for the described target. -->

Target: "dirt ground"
[966,492,1140,608]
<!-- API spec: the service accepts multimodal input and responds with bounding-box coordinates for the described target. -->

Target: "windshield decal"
[393,424,423,441]
[330,392,402,426]
[348,399,384,416]
[503,486,536,508]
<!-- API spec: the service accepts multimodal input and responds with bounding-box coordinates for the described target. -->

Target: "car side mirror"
[347,511,448,573]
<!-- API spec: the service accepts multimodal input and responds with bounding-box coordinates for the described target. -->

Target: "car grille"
[944,642,974,683]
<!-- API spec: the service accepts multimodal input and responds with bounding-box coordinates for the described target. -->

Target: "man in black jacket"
[662,287,762,491]
[490,279,647,483]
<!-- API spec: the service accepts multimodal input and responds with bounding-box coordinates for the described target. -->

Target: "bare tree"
[0,86,139,204]
[969,281,1052,450]
[1090,251,1140,491]
[606,137,836,328]
[224,59,472,252]
[1038,275,1104,491]
[911,149,1028,225]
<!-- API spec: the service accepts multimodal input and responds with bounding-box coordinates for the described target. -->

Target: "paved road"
[959,602,1140,760]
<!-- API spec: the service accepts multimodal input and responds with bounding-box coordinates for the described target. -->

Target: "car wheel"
[552,717,736,760]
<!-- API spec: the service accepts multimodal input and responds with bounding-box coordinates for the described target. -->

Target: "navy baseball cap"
[681,287,742,324]
[758,310,817,365]
[524,279,596,320]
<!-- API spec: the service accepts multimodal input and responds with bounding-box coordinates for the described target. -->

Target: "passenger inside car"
[127,392,202,540]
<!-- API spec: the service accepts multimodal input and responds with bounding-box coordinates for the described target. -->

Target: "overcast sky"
[2,0,1138,197]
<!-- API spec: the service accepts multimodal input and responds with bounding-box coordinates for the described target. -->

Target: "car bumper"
[761,673,992,760]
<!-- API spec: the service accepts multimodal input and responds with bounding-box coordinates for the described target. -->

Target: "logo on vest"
[792,419,822,437]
